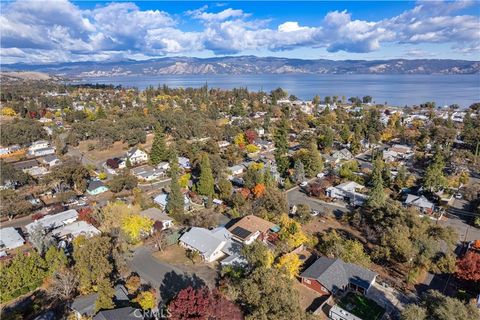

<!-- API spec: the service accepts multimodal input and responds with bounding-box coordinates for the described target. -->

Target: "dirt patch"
[153,245,193,266]
[294,281,328,317]
[77,133,154,162]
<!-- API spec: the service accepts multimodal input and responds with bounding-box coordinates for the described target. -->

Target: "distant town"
[0,78,479,320]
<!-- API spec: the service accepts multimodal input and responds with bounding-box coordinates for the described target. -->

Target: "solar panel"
[231,226,252,239]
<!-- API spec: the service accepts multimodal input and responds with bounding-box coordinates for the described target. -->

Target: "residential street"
[128,246,214,303]
[286,186,350,216]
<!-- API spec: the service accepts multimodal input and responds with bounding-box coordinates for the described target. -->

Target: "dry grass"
[77,133,154,161]
[153,245,194,266]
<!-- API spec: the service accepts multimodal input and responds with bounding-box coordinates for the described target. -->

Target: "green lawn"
[337,292,385,320]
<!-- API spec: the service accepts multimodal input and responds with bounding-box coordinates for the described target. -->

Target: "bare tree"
[48,268,78,301]
[152,222,168,252]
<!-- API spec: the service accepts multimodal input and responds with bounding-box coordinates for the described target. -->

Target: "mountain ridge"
[2,56,479,76]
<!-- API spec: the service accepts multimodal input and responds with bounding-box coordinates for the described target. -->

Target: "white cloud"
[1,0,478,63]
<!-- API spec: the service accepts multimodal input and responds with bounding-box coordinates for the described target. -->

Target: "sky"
[1,0,479,64]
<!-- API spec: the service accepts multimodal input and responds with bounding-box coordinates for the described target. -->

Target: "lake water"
[77,74,480,107]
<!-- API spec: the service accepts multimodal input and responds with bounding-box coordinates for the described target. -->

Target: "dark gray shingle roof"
[300,257,376,292]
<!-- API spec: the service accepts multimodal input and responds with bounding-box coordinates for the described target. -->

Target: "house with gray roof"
[0,227,25,253]
[26,209,79,234]
[300,257,377,296]
[139,207,173,230]
[93,307,143,320]
[404,194,434,213]
[70,284,129,319]
[179,227,243,263]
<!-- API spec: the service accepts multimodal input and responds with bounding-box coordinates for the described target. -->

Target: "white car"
[316,173,325,178]
[300,181,308,188]
[311,210,320,217]
[455,193,463,199]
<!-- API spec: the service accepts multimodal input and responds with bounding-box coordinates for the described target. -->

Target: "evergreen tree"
[167,151,184,216]
[424,151,447,192]
[263,169,274,188]
[197,153,215,196]
[395,165,408,189]
[294,160,305,183]
[274,118,289,177]
[150,127,169,165]
[306,141,323,176]
[96,106,107,119]
[95,278,115,312]
[367,158,386,208]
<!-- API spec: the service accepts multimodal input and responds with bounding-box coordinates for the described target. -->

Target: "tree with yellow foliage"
[246,144,260,154]
[121,214,154,243]
[178,173,191,189]
[234,133,246,149]
[278,214,308,249]
[135,290,157,310]
[1,107,16,116]
[99,201,141,233]
[276,252,302,279]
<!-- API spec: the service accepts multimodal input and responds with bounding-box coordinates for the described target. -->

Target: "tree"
[0,189,33,219]
[73,236,113,293]
[318,230,371,268]
[48,160,90,193]
[44,246,68,274]
[245,129,257,144]
[197,153,215,197]
[29,224,56,255]
[395,165,408,189]
[305,141,323,176]
[276,253,302,279]
[237,267,306,320]
[95,278,115,312]
[242,241,274,269]
[278,214,308,249]
[99,201,141,233]
[167,151,184,216]
[47,268,78,301]
[121,214,154,243]
[274,118,289,176]
[456,251,480,282]
[252,183,266,198]
[150,127,169,165]
[125,274,141,295]
[135,290,156,310]
[367,158,386,208]
[168,286,243,320]
[424,151,447,192]
[294,160,305,183]
[108,171,138,193]
[401,290,479,320]
[217,178,233,200]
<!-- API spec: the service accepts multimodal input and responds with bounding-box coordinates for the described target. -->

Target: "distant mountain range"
[2,56,479,77]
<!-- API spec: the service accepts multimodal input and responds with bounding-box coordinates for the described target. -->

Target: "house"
[179,227,242,263]
[255,139,275,152]
[87,180,109,195]
[106,158,126,170]
[139,207,173,230]
[404,194,434,213]
[228,164,246,177]
[30,147,56,157]
[332,148,353,161]
[39,154,61,167]
[300,257,377,296]
[13,159,39,171]
[93,307,142,320]
[157,161,170,170]
[28,140,50,155]
[70,285,129,319]
[0,227,25,252]
[130,165,166,181]
[390,144,413,159]
[227,215,279,245]
[126,148,148,165]
[326,181,368,206]
[26,209,79,234]
[178,156,191,170]
[25,166,49,177]
[153,193,190,211]
[53,221,100,240]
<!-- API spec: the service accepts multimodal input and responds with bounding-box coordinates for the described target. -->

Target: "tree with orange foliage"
[252,183,266,198]
[456,251,480,282]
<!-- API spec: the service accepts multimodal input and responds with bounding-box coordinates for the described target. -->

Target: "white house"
[28,140,50,155]
[0,227,25,252]
[332,148,354,161]
[26,209,79,234]
[53,221,100,240]
[131,165,166,181]
[228,164,246,177]
[327,181,368,206]
[178,157,191,170]
[153,193,190,211]
[179,227,242,263]
[39,154,61,167]
[127,148,148,165]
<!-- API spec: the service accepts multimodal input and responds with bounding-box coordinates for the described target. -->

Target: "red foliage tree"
[77,207,98,226]
[456,251,480,282]
[245,129,257,144]
[168,286,243,320]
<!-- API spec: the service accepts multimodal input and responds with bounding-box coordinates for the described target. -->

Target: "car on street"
[311,210,320,216]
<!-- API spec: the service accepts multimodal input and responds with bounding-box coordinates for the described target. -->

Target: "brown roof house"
[227,215,279,245]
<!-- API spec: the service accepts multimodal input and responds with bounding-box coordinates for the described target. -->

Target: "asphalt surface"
[286,185,350,216]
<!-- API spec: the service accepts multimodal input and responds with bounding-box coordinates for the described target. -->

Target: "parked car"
[311,210,320,217]
[316,172,325,178]
[455,193,462,199]
[300,181,308,188]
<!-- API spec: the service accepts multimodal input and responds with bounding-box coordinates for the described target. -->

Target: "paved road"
[286,186,350,216]
[0,215,33,229]
[128,246,211,302]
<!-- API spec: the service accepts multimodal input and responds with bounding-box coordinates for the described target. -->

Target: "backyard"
[336,292,385,320]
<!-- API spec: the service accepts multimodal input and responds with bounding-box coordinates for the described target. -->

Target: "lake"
[76,74,480,107]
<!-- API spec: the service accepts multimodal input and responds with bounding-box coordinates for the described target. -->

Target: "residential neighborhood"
[0,78,479,320]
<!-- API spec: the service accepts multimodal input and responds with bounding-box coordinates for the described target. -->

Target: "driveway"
[128,246,214,303]
[287,186,350,216]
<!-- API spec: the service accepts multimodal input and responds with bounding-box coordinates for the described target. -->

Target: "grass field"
[337,292,385,320]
